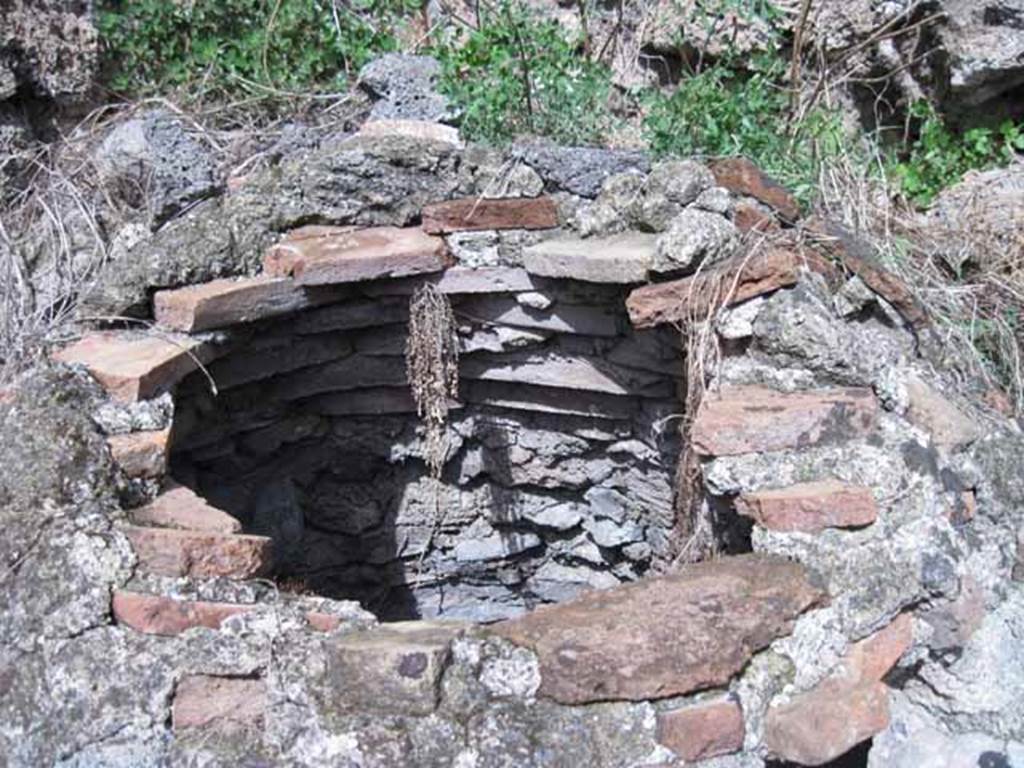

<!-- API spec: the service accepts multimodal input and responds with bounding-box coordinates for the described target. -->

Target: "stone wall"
[169,265,682,621]
[3,113,1024,768]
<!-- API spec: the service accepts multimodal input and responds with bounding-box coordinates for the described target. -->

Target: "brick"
[153,276,349,332]
[765,614,912,765]
[173,675,265,733]
[735,480,878,533]
[328,620,466,715]
[52,332,222,403]
[493,554,823,704]
[523,233,656,284]
[626,246,814,329]
[806,219,929,329]
[422,197,559,234]
[905,374,982,451]
[733,200,780,233]
[710,157,800,221]
[657,698,745,762]
[131,485,242,534]
[112,591,252,636]
[122,525,273,579]
[691,386,878,457]
[107,428,170,479]
[264,226,450,286]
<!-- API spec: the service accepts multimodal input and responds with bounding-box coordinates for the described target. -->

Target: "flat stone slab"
[53,331,222,403]
[460,352,675,398]
[626,246,812,329]
[122,525,273,579]
[461,380,640,420]
[173,675,265,733]
[112,591,251,635]
[154,276,349,332]
[422,197,559,234]
[266,355,408,401]
[264,225,450,285]
[362,267,540,296]
[131,485,242,534]
[107,428,169,479]
[328,620,467,716]
[456,295,621,337]
[358,118,463,148]
[493,554,824,704]
[207,334,353,390]
[691,386,879,457]
[735,480,879,533]
[523,233,655,284]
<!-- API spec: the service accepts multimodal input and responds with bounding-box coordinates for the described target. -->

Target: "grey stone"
[694,185,735,215]
[514,141,651,197]
[523,233,655,283]
[358,54,456,123]
[96,112,220,225]
[515,291,554,310]
[83,130,460,316]
[455,294,621,336]
[453,527,543,562]
[653,208,740,274]
[459,325,550,354]
[583,517,644,548]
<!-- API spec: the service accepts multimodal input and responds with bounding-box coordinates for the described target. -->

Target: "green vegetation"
[643,53,845,205]
[97,0,418,96]
[888,101,1024,207]
[430,2,613,146]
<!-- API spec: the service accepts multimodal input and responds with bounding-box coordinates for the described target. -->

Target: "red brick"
[765,614,912,765]
[733,200,781,233]
[306,611,342,632]
[122,525,273,579]
[842,613,914,684]
[735,480,878,533]
[626,246,823,329]
[691,386,878,457]
[154,276,348,332]
[172,675,265,732]
[710,157,800,221]
[52,332,222,403]
[264,226,450,286]
[131,485,242,534]
[106,428,170,479]
[112,591,252,636]
[493,554,824,704]
[905,374,982,451]
[657,698,745,762]
[421,197,559,234]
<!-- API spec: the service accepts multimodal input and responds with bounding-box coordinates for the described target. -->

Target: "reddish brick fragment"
[131,485,242,534]
[626,246,827,329]
[421,197,559,234]
[154,276,348,332]
[52,332,221,403]
[264,226,449,286]
[657,698,745,762]
[112,591,251,636]
[710,157,801,221]
[735,480,878,533]
[107,428,170,479]
[691,386,878,457]
[172,675,265,732]
[122,525,273,579]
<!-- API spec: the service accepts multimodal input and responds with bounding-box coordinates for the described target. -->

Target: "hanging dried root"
[406,283,460,479]
[406,284,459,578]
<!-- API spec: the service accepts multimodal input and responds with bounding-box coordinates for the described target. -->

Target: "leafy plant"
[97,0,419,96]
[643,52,845,205]
[431,1,614,146]
[889,101,1024,207]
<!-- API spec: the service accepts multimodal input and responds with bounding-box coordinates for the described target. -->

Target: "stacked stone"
[157,203,685,622]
